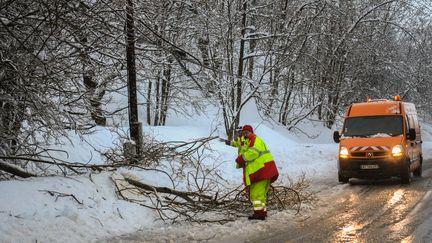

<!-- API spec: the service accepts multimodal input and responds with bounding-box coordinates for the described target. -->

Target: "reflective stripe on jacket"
[231,133,279,186]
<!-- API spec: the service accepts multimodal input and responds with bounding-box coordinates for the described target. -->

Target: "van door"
[406,115,414,163]
[411,114,421,166]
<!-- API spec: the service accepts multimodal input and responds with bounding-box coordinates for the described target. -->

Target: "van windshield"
[342,116,403,137]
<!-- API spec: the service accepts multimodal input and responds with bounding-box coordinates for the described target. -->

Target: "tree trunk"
[161,64,172,126]
[154,72,161,126]
[247,0,257,80]
[80,33,106,126]
[146,80,152,125]
[233,1,247,134]
[126,0,142,157]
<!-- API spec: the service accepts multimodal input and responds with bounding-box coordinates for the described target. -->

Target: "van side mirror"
[408,128,416,141]
[333,131,340,143]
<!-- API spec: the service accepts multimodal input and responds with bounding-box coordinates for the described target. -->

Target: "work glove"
[236,162,245,168]
[235,155,246,167]
[219,137,231,145]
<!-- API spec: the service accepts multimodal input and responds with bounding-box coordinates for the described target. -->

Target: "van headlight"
[339,146,349,158]
[391,145,404,157]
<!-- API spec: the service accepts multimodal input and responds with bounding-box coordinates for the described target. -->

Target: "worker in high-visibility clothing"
[220,125,279,220]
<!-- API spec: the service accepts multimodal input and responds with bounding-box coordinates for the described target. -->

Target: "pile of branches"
[0,134,219,178]
[0,134,317,223]
[102,134,219,167]
[113,172,316,223]
[104,133,318,223]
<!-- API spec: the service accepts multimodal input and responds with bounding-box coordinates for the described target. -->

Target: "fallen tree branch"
[39,190,83,205]
[123,175,213,203]
[0,156,175,186]
[0,160,37,178]
[0,155,113,169]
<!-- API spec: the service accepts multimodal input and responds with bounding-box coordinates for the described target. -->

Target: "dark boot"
[248,210,266,220]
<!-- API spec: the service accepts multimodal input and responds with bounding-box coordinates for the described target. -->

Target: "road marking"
[408,190,432,217]
[400,190,432,242]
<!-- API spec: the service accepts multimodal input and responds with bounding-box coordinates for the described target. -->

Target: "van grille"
[351,151,388,157]
[373,152,387,157]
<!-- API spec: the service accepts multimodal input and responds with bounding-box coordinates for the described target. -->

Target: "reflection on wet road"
[250,159,432,243]
[331,187,414,242]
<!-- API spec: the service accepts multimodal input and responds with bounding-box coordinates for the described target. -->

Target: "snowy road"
[248,159,432,243]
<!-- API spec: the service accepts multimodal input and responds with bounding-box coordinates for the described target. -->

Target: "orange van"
[333,96,422,184]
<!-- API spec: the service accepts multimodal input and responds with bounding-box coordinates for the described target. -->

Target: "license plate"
[360,164,379,169]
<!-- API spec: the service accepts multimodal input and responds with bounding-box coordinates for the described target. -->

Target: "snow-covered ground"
[2,113,432,242]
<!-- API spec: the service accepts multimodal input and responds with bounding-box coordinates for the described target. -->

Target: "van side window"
[409,115,414,129]
[405,115,411,130]
[412,114,419,132]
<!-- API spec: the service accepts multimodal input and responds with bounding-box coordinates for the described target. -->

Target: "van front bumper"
[338,157,407,179]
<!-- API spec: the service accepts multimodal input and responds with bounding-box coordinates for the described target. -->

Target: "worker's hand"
[219,137,230,145]
[236,155,246,166]
[236,163,245,168]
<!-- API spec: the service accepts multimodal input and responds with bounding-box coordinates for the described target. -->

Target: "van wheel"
[413,156,423,177]
[400,161,411,184]
[338,173,349,183]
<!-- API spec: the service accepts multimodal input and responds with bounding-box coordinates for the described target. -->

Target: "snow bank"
[45,128,121,165]
[0,121,338,242]
[0,173,158,243]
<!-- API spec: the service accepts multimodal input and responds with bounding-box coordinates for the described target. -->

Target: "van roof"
[348,100,402,117]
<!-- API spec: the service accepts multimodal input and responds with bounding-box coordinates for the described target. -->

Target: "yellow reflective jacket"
[231,133,278,186]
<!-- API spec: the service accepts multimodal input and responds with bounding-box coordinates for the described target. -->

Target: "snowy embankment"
[1,121,432,242]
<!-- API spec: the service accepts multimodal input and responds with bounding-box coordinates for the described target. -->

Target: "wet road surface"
[101,160,432,243]
[249,159,432,243]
